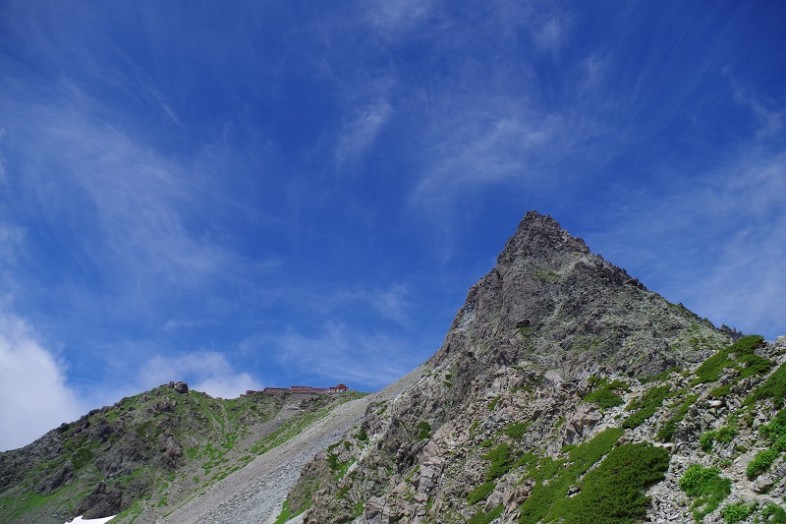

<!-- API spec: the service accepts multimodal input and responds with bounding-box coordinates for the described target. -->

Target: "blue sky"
[1,1,785,450]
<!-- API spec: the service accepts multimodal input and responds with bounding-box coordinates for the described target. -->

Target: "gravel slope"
[161,367,423,524]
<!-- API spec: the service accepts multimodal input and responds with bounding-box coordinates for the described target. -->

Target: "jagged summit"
[432,210,721,378]
[497,211,589,267]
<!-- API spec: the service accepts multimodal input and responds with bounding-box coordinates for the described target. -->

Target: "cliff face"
[286,212,786,524]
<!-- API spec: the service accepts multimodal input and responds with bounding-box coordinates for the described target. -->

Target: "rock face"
[285,211,786,524]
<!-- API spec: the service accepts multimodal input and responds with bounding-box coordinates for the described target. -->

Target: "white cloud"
[139,351,262,399]
[0,312,83,451]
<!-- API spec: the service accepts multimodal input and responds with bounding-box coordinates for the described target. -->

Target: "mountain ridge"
[282,211,784,524]
[4,211,785,524]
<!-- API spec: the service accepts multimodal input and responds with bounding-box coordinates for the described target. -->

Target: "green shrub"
[709,383,733,398]
[679,464,732,521]
[468,504,503,524]
[716,425,738,444]
[623,386,671,429]
[695,335,766,385]
[657,394,698,442]
[517,428,624,524]
[693,352,735,384]
[700,432,715,453]
[504,422,529,440]
[747,448,779,479]
[749,361,786,408]
[466,481,495,505]
[583,379,629,409]
[72,447,95,470]
[739,353,771,378]
[416,421,432,440]
[551,443,670,523]
[701,425,738,453]
[731,334,766,353]
[720,501,755,523]
[761,409,786,443]
[762,503,786,523]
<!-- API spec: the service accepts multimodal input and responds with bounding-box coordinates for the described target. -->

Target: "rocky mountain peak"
[496,211,589,268]
[432,211,724,379]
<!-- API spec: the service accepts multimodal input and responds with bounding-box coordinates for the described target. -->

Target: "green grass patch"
[679,464,732,521]
[487,395,501,411]
[0,491,54,521]
[326,452,354,480]
[273,497,306,524]
[700,425,737,453]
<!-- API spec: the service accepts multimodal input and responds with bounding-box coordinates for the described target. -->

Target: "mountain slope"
[281,211,786,524]
[0,383,363,524]
[159,367,423,524]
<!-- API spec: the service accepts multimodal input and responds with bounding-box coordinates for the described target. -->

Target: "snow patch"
[64,516,116,524]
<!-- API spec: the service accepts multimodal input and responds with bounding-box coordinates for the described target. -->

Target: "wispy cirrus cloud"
[531,12,572,53]
[274,322,419,390]
[2,86,240,314]
[312,283,412,325]
[408,94,602,214]
[363,0,435,36]
[335,99,392,165]
[588,147,786,339]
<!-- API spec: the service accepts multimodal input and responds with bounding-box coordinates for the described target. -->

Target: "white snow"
[64,516,116,524]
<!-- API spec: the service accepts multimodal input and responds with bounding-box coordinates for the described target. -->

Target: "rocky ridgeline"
[281,212,786,524]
